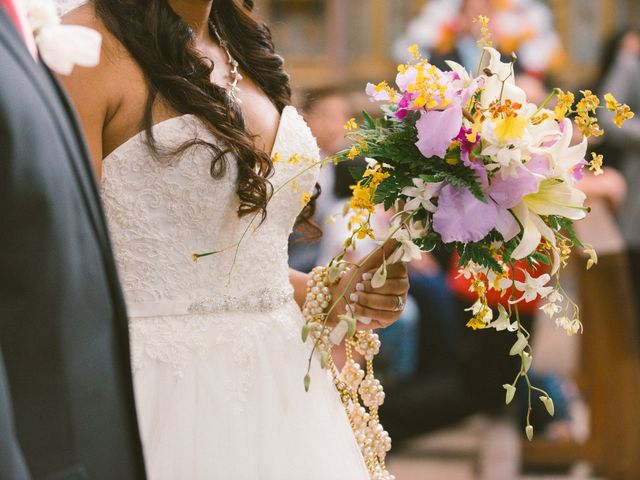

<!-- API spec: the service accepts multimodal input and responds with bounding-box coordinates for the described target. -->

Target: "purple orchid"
[415,104,463,159]
[433,166,539,243]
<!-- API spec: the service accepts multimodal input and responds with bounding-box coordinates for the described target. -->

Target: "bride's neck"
[167,0,214,40]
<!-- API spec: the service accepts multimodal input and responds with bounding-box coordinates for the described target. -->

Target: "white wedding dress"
[100,107,370,479]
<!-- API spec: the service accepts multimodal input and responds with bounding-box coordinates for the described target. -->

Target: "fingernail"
[349,293,359,303]
[362,273,373,281]
[358,316,372,325]
[356,283,365,292]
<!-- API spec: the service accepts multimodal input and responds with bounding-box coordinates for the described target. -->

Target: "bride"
[59,0,409,478]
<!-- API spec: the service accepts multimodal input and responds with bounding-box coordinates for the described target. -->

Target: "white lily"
[512,271,553,303]
[531,119,588,182]
[511,179,587,272]
[480,47,527,108]
[401,178,442,212]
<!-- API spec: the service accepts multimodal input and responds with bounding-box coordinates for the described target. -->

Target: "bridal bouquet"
[307,16,634,446]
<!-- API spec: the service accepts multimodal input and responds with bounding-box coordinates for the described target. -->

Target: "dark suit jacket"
[0,12,146,480]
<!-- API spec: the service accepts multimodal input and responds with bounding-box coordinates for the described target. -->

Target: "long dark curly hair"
[93,0,319,231]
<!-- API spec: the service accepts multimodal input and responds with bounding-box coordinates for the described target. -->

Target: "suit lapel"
[0,10,109,251]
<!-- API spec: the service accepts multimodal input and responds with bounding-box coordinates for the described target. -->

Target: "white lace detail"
[101,107,320,380]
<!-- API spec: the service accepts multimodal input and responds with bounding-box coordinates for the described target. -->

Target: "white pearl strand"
[301,266,395,480]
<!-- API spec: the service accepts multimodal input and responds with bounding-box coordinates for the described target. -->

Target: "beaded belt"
[126,287,295,318]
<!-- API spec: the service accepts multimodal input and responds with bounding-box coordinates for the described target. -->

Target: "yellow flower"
[301,192,312,205]
[474,15,493,48]
[494,115,528,142]
[413,95,427,108]
[288,153,302,165]
[370,81,399,102]
[191,253,199,263]
[575,114,604,138]
[554,89,574,120]
[589,152,604,176]
[356,225,375,240]
[344,117,357,131]
[272,152,282,163]
[407,44,421,61]
[604,93,618,111]
[347,145,361,160]
[613,104,634,127]
[466,316,487,330]
[576,90,600,114]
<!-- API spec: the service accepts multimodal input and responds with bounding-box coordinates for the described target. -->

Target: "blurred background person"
[597,27,640,321]
[288,87,353,273]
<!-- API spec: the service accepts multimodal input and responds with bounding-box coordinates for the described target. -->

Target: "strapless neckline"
[103,105,296,163]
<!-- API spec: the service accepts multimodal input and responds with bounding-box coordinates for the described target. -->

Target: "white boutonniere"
[23,0,101,75]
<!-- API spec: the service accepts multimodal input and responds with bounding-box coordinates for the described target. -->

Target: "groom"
[0,2,146,479]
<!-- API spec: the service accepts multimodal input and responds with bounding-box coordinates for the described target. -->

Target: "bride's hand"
[329,262,410,330]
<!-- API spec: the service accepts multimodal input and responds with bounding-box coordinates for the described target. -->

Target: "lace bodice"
[101,106,320,316]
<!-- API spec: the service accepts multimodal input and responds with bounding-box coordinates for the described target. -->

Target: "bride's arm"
[58,6,119,179]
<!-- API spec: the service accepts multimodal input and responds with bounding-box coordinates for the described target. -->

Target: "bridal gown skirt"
[129,299,370,480]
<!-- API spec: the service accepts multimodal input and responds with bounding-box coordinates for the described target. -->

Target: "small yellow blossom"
[613,104,634,127]
[604,93,618,111]
[290,178,300,193]
[344,117,357,131]
[577,90,600,113]
[407,44,421,61]
[554,89,574,120]
[589,152,604,176]
[575,114,604,138]
[474,15,493,48]
[288,153,302,165]
[466,316,487,330]
[397,63,409,74]
[272,152,282,163]
[558,238,573,268]
[191,253,199,262]
[371,80,399,102]
[301,192,312,205]
[349,184,375,212]
[356,225,375,240]
[347,145,361,160]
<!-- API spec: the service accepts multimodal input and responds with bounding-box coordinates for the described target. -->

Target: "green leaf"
[362,110,376,130]
[530,251,550,265]
[348,164,367,182]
